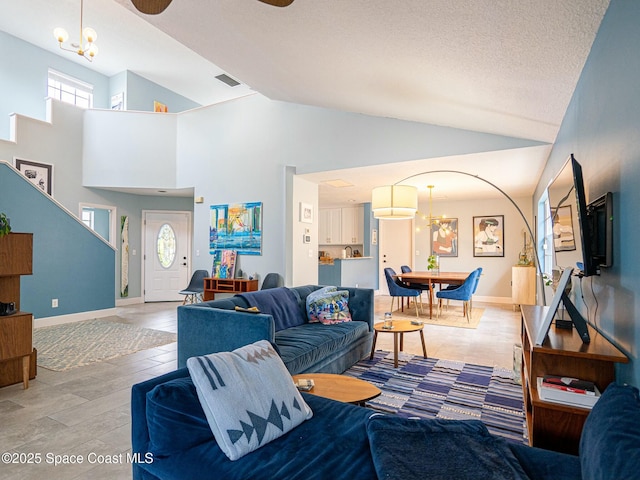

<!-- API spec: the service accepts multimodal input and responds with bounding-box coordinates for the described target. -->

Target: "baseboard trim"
[116,296,144,306]
[35,308,118,328]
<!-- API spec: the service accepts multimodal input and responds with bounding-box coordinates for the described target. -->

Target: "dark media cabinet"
[520,305,627,454]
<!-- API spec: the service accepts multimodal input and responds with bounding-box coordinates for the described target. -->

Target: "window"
[157,224,177,269]
[81,209,95,230]
[47,69,94,108]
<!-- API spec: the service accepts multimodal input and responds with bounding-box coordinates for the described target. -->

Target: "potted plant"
[0,213,11,238]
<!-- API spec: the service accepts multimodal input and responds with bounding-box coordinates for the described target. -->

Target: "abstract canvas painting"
[210,202,263,255]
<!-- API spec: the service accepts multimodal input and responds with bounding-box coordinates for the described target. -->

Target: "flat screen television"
[539,154,613,345]
[547,154,612,277]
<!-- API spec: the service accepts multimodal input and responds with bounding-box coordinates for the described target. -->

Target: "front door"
[144,211,191,302]
[378,218,414,295]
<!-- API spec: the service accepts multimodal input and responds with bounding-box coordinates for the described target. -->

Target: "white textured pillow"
[186,340,313,461]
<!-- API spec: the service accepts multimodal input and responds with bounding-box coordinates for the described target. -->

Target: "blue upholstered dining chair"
[435,268,482,322]
[384,267,423,318]
[179,269,209,304]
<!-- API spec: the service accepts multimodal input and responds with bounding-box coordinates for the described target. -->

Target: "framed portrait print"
[473,215,504,257]
[300,202,313,224]
[431,218,458,257]
[14,158,53,195]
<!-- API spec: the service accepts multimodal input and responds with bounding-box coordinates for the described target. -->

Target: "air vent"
[215,74,241,87]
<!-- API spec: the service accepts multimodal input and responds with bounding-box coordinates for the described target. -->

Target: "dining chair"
[261,272,284,290]
[435,268,481,322]
[384,267,423,318]
[179,269,209,304]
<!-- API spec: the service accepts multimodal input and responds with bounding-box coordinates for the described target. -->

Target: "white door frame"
[141,210,193,302]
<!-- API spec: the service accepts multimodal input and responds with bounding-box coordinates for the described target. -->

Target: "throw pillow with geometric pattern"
[187,340,313,461]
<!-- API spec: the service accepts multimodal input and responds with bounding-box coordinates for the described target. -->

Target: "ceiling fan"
[131,0,294,15]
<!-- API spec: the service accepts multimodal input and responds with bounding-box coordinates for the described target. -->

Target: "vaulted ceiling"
[0,0,610,203]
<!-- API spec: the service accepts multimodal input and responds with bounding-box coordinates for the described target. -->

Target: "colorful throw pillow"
[186,340,313,461]
[307,288,352,325]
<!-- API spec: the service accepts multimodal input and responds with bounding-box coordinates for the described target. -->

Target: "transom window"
[47,69,94,108]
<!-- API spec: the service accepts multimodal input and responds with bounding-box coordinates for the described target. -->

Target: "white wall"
[290,174,319,286]
[414,195,534,299]
[83,109,178,190]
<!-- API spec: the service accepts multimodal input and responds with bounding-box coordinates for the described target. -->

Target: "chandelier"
[53,0,99,62]
[415,185,447,232]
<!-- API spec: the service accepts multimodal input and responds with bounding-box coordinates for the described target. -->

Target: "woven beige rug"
[33,318,176,371]
[388,304,485,329]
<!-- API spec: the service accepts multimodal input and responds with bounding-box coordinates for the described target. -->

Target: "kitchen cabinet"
[341,205,364,244]
[319,208,342,244]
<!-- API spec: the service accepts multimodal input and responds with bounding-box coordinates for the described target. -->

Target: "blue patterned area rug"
[344,350,527,444]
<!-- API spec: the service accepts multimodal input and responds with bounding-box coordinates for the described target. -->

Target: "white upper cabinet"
[341,205,364,244]
[318,208,342,244]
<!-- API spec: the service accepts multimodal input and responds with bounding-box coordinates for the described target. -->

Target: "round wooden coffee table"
[292,373,381,406]
[370,319,428,368]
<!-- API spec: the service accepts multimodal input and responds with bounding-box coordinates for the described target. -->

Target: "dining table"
[395,271,471,318]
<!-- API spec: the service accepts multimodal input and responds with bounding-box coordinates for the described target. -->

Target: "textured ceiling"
[0,0,610,201]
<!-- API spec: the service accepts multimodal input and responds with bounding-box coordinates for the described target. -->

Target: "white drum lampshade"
[372,185,418,219]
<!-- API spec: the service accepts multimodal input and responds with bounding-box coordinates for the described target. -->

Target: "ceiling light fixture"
[53,0,98,62]
[422,185,446,225]
[371,185,417,219]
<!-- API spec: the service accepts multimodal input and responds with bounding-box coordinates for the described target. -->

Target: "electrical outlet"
[52,299,58,308]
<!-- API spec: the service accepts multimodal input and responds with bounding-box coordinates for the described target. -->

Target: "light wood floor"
[0,297,521,479]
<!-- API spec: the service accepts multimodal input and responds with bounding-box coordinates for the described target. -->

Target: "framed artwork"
[211,249,237,278]
[14,158,53,195]
[431,218,458,257]
[300,202,313,223]
[111,92,124,110]
[473,215,504,257]
[551,205,576,251]
[154,100,168,113]
[210,202,263,255]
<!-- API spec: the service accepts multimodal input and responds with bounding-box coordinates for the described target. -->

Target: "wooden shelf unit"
[512,265,536,309]
[0,233,37,389]
[203,278,259,301]
[520,305,628,454]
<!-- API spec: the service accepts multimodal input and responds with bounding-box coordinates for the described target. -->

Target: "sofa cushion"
[307,288,352,324]
[146,376,214,456]
[275,320,369,374]
[237,287,306,331]
[187,340,313,461]
[580,383,640,480]
[366,415,529,480]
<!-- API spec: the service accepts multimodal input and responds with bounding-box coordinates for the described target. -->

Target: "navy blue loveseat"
[176,285,374,374]
[131,371,640,480]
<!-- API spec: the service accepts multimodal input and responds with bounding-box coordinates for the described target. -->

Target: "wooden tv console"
[520,305,628,454]
[203,277,259,301]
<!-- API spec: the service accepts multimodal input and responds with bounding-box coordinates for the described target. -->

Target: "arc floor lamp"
[371,169,545,303]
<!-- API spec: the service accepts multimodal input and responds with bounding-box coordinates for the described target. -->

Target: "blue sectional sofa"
[176,285,374,374]
[131,368,640,480]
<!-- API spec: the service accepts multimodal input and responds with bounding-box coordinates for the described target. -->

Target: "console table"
[520,305,628,454]
[0,233,36,389]
[203,278,259,301]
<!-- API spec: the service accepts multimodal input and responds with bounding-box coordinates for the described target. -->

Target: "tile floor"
[0,297,522,479]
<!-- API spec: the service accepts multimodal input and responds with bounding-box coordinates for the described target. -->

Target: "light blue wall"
[0,163,115,319]
[0,32,201,141]
[0,31,110,140]
[125,71,200,113]
[534,0,640,387]
[177,95,544,283]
